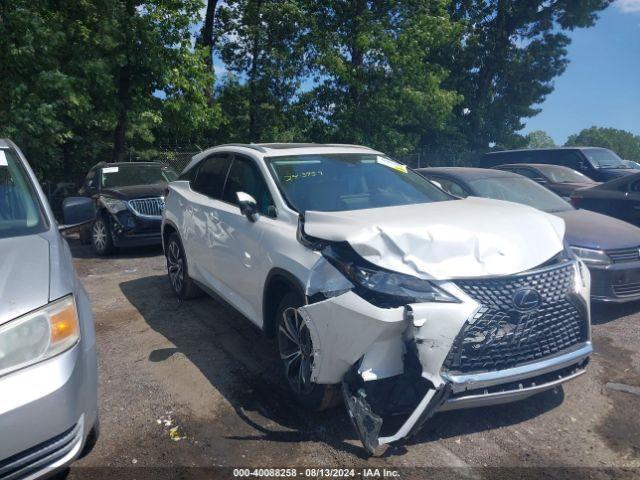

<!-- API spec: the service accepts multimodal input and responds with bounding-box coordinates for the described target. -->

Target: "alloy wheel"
[92,220,107,251]
[278,307,314,395]
[166,240,184,294]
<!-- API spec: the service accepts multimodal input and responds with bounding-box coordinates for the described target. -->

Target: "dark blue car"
[418,167,640,303]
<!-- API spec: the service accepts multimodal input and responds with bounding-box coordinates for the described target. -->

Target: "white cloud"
[616,0,640,13]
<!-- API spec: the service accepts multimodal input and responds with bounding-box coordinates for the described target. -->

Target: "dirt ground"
[66,238,640,479]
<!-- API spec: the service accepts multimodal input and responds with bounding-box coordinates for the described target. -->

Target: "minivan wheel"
[165,232,202,299]
[276,292,338,411]
[92,215,114,255]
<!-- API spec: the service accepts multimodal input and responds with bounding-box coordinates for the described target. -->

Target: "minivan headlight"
[570,246,611,265]
[323,245,459,307]
[0,296,80,377]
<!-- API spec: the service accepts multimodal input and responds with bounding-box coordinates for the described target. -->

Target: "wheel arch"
[162,220,179,252]
[262,268,306,338]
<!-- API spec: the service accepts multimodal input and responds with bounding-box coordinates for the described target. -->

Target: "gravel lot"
[66,238,640,479]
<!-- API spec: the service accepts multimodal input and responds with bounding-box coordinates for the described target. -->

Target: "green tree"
[216,0,309,142]
[0,0,117,180]
[0,0,220,174]
[444,0,611,154]
[109,0,221,161]
[526,130,556,148]
[565,126,640,161]
[301,0,462,155]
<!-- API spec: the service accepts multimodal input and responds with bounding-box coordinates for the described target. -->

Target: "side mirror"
[60,196,95,231]
[236,191,259,222]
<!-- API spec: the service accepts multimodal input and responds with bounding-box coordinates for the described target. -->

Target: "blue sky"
[522,1,640,144]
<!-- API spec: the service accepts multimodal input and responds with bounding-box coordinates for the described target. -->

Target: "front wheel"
[92,215,114,255]
[276,292,338,410]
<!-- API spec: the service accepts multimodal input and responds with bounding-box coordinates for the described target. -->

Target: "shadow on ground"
[591,301,640,325]
[119,274,567,458]
[65,234,163,260]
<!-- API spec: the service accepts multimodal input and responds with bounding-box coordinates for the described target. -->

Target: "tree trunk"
[112,67,131,162]
[197,0,218,102]
[248,0,263,141]
[112,0,134,163]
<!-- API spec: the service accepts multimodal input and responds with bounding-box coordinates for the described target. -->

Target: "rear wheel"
[165,232,202,299]
[92,215,114,255]
[276,292,338,410]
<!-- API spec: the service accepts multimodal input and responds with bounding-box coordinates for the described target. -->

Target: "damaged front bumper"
[299,259,592,454]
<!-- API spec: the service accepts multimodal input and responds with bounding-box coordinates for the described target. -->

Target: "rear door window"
[545,150,582,169]
[192,155,232,199]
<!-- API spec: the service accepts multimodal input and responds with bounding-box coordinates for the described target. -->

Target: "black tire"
[276,292,339,411]
[91,214,114,255]
[165,232,202,299]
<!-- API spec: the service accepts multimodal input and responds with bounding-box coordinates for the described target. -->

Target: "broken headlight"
[322,244,459,307]
[100,196,128,214]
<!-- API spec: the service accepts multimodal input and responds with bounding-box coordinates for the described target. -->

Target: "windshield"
[468,176,573,213]
[0,149,48,239]
[100,164,178,188]
[266,153,451,212]
[583,148,627,169]
[536,165,595,184]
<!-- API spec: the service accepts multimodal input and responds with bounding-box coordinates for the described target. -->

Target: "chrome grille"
[444,262,589,374]
[128,197,164,217]
[606,247,640,263]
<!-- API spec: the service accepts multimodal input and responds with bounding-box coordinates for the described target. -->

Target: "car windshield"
[536,165,596,184]
[100,164,178,188]
[0,149,48,238]
[468,176,573,213]
[266,153,451,212]
[583,148,627,169]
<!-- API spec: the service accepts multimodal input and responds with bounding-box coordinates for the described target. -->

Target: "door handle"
[633,205,640,210]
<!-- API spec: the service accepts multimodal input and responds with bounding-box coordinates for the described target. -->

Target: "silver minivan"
[0,139,98,479]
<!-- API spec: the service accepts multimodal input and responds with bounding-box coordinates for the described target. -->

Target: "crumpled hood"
[0,235,50,325]
[555,208,640,250]
[304,197,566,280]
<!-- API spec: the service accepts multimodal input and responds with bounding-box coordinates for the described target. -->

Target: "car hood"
[304,197,566,280]
[555,209,640,250]
[0,235,50,325]
[101,183,166,200]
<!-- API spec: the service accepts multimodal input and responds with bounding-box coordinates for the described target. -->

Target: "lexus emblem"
[512,288,541,311]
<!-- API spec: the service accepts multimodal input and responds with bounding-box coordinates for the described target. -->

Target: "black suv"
[79,162,178,254]
[480,147,633,182]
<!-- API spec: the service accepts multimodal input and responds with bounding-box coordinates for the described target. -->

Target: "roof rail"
[214,143,268,153]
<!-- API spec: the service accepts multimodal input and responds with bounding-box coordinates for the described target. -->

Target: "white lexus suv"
[162,143,592,454]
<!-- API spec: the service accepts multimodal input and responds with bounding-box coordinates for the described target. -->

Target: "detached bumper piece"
[0,421,83,480]
[342,369,451,456]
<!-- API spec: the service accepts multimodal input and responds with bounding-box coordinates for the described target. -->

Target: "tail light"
[570,196,581,208]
